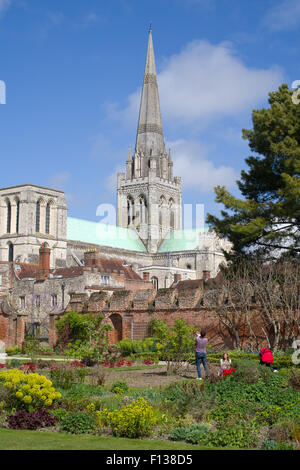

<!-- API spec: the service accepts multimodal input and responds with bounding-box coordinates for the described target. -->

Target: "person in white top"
[219,353,231,374]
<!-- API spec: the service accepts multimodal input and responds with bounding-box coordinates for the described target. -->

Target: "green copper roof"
[67,217,147,253]
[158,228,210,253]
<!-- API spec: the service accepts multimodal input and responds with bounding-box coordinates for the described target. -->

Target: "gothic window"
[159,211,162,226]
[170,211,175,230]
[45,203,51,234]
[138,195,147,224]
[36,201,40,233]
[16,200,20,234]
[127,197,134,226]
[8,243,14,262]
[6,202,11,234]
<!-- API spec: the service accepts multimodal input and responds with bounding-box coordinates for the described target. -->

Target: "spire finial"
[149,22,152,33]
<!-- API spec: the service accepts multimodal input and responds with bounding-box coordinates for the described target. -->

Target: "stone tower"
[0,184,67,267]
[117,29,182,253]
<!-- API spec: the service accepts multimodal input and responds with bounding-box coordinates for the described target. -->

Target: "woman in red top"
[259,348,273,367]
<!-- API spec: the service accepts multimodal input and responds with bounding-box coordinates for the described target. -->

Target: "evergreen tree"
[207,84,300,259]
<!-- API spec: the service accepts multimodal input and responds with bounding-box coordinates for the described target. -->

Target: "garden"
[0,313,300,451]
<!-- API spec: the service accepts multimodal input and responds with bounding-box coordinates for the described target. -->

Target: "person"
[218,352,236,376]
[259,347,274,368]
[195,330,209,380]
[219,352,231,374]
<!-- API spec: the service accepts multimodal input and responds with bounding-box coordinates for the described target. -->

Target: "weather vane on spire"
[149,22,152,32]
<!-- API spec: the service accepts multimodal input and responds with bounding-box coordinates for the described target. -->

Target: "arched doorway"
[109,314,123,344]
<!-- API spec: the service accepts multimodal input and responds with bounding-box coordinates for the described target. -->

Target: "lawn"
[0,428,224,450]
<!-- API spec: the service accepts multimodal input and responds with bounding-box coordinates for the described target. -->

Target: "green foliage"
[169,426,188,441]
[208,424,257,449]
[5,346,22,357]
[57,311,113,364]
[119,337,162,355]
[110,381,129,395]
[50,366,77,390]
[100,397,157,438]
[49,408,69,422]
[148,318,197,369]
[261,439,277,450]
[185,424,211,444]
[60,411,97,434]
[207,84,300,258]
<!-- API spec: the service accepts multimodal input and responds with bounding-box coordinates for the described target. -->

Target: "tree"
[148,318,197,375]
[56,311,113,364]
[207,84,300,259]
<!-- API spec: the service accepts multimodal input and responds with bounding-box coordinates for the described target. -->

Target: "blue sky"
[0,0,299,228]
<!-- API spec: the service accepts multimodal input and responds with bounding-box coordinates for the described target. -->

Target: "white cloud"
[264,0,300,31]
[48,171,70,189]
[112,39,284,128]
[169,139,238,193]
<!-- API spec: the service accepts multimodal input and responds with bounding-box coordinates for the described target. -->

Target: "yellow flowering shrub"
[0,369,61,410]
[99,397,157,438]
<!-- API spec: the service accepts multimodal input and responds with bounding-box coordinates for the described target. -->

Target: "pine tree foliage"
[207,84,300,258]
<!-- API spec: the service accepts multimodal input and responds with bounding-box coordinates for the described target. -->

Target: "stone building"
[0,30,231,294]
[0,245,152,347]
[0,30,233,347]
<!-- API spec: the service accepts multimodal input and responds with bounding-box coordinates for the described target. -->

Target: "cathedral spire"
[135,29,165,160]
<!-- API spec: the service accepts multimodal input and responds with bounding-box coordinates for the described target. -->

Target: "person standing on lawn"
[195,330,209,380]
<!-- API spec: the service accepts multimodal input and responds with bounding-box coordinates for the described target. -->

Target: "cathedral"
[0,30,231,292]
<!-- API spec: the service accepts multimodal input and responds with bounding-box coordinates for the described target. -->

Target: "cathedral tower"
[117,29,182,253]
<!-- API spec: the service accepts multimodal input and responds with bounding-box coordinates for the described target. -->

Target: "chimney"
[84,249,98,267]
[174,273,182,283]
[203,270,210,281]
[39,243,51,278]
[143,272,150,281]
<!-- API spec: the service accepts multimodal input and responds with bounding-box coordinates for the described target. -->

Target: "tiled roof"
[98,258,142,280]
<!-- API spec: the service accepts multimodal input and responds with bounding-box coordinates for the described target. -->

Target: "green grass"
[0,429,230,450]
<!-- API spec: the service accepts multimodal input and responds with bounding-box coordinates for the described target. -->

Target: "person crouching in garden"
[259,347,273,367]
[195,330,209,380]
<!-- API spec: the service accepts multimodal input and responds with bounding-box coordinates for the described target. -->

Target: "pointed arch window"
[6,202,11,234]
[36,201,40,233]
[45,203,51,234]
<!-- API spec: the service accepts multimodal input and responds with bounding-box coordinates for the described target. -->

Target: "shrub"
[185,424,211,444]
[50,364,87,390]
[5,346,22,357]
[110,381,129,394]
[50,366,74,390]
[49,408,69,422]
[0,369,61,411]
[100,397,157,438]
[261,439,277,450]
[60,411,97,434]
[276,442,294,450]
[9,359,22,368]
[208,424,257,449]
[7,409,57,430]
[169,426,188,441]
